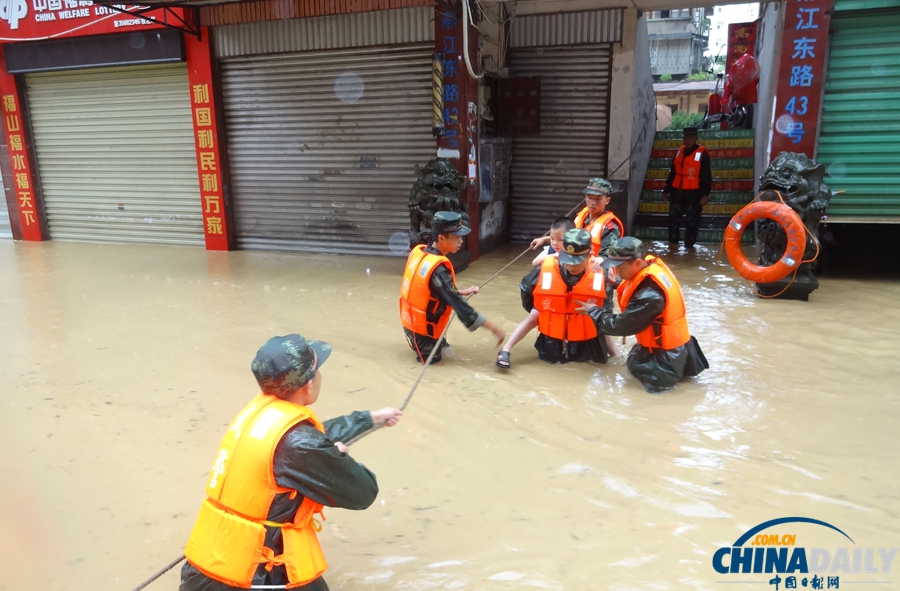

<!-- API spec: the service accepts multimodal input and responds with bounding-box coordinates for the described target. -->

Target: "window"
[668,104,679,113]
[660,9,670,18]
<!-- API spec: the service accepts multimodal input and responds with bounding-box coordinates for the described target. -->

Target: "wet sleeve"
[323,411,374,444]
[519,267,540,313]
[700,150,712,196]
[665,160,676,193]
[429,265,485,331]
[599,224,622,257]
[588,284,666,337]
[273,421,379,510]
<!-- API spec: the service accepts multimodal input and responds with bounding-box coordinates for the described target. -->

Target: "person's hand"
[459,285,480,296]
[371,407,403,428]
[591,256,605,273]
[529,236,550,251]
[662,192,669,202]
[700,195,709,206]
[335,442,349,453]
[575,300,599,315]
[483,320,505,346]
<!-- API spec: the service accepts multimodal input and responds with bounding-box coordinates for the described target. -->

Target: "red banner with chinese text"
[770,0,833,160]
[726,21,758,73]
[0,68,42,240]
[0,1,188,43]
[185,28,230,251]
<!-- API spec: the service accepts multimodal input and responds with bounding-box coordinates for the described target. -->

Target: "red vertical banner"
[0,67,43,241]
[725,22,758,73]
[185,27,232,251]
[770,0,832,160]
[434,4,479,258]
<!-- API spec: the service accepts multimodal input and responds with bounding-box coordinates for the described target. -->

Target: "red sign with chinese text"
[726,21,758,73]
[185,27,230,251]
[770,0,832,160]
[0,67,42,239]
[0,1,187,43]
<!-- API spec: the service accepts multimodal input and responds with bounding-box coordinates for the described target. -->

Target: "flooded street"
[0,240,897,591]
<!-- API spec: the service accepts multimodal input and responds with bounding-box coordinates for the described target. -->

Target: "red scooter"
[703,53,760,130]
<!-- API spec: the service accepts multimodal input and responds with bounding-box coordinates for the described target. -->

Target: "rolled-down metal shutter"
[508,45,612,241]
[0,175,11,239]
[219,44,435,255]
[26,64,204,245]
[818,10,900,221]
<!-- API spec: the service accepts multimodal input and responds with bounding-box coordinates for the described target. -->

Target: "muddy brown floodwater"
[0,240,897,591]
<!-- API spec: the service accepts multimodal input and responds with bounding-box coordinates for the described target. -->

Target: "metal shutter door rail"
[213,6,434,57]
[25,64,204,245]
[220,44,435,255]
[0,174,11,238]
[508,45,612,241]
[818,10,900,221]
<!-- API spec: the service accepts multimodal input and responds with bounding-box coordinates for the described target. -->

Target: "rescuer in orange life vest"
[180,334,403,591]
[511,228,614,366]
[530,178,624,259]
[576,237,709,393]
[400,211,505,364]
[663,126,712,248]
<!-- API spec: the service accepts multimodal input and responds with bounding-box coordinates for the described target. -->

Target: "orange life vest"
[185,394,328,589]
[533,256,606,342]
[616,256,691,351]
[672,145,708,191]
[574,208,625,257]
[399,244,457,338]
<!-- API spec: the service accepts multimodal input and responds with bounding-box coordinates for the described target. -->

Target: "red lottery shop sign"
[0,0,184,42]
[725,21,758,73]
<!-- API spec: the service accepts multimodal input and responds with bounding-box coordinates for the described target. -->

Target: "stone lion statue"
[408,158,468,247]
[755,152,834,297]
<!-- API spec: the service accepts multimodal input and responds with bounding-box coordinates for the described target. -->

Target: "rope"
[128,554,185,591]
[127,148,645,590]
[343,188,614,446]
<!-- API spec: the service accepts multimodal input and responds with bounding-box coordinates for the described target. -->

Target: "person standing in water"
[399,211,505,364]
[181,334,403,591]
[531,178,624,259]
[498,229,613,368]
[577,237,709,393]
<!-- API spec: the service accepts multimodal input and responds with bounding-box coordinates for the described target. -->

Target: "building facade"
[648,7,710,79]
[0,0,657,258]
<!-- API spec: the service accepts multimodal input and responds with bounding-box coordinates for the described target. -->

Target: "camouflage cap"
[432,211,471,236]
[683,126,699,137]
[557,228,593,265]
[601,237,646,268]
[583,177,613,196]
[251,334,332,397]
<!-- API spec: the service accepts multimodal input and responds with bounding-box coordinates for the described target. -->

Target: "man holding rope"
[180,334,402,591]
[400,211,505,364]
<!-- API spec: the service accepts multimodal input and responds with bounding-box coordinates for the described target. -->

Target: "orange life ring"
[724,201,806,283]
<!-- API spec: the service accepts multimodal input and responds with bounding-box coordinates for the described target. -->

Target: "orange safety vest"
[399,244,457,338]
[574,208,625,257]
[672,145,708,191]
[533,256,606,342]
[616,256,691,351]
[185,394,328,589]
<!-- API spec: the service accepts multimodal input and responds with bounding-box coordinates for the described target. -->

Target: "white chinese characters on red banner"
[0,0,185,42]
[770,0,832,159]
